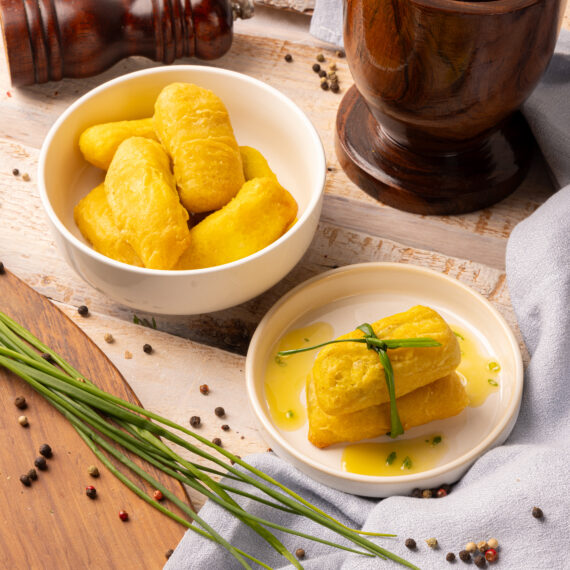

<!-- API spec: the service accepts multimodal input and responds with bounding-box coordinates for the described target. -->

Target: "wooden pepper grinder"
[0,0,254,86]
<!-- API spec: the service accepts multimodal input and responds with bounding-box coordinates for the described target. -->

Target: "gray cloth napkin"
[165,30,570,570]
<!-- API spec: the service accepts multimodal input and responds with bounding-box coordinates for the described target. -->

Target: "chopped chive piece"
[401,457,413,470]
[488,361,501,372]
[453,331,464,340]
[488,379,499,387]
[431,435,442,446]
[386,451,397,465]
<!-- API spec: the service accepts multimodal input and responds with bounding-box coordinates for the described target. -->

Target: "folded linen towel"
[165,29,570,570]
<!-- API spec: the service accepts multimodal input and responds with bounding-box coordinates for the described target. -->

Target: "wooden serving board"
[0,269,190,569]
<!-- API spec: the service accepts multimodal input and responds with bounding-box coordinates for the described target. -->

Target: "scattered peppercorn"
[446,552,456,562]
[12,168,19,176]
[34,456,48,470]
[316,53,325,62]
[86,485,97,499]
[22,173,31,181]
[20,474,32,487]
[473,553,486,568]
[328,63,337,72]
[465,542,477,553]
[153,489,164,501]
[14,396,27,409]
[199,384,210,395]
[214,406,225,418]
[411,488,422,498]
[532,506,543,519]
[459,550,471,562]
[477,541,488,553]
[124,350,133,359]
[212,437,222,446]
[436,487,448,498]
[318,69,327,78]
[0,261,4,274]
[39,443,53,458]
[18,415,29,427]
[422,489,433,499]
[143,343,153,354]
[487,538,499,549]
[165,549,174,559]
[320,80,330,91]
[484,548,498,563]
[284,53,293,62]
[119,510,129,521]
[426,537,438,549]
[189,416,201,428]
[77,305,89,317]
[440,483,452,494]
[405,538,417,550]
[104,332,114,343]
[330,82,340,93]
[27,468,38,481]
[88,465,100,477]
[312,63,321,73]
[335,50,345,58]
[295,548,305,559]
[221,424,230,431]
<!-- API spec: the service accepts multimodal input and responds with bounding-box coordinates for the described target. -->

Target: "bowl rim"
[245,262,524,487]
[37,64,326,275]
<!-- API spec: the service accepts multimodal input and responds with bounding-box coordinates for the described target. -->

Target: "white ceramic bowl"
[246,263,523,497]
[38,66,326,315]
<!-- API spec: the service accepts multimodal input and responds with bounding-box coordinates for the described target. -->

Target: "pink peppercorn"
[119,510,129,521]
[485,548,498,563]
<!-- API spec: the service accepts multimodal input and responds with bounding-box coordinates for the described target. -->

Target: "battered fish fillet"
[104,136,191,270]
[174,177,297,270]
[153,82,245,213]
[312,306,461,416]
[307,371,469,448]
[79,118,158,170]
[73,183,143,267]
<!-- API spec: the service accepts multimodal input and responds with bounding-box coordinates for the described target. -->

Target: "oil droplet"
[342,434,448,476]
[265,322,333,431]
[454,327,500,407]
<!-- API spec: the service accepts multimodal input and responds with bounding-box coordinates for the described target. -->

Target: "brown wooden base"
[335,85,535,215]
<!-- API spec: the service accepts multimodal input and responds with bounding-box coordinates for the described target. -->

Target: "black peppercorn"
[318,69,327,78]
[330,82,340,93]
[459,550,471,562]
[212,437,222,446]
[0,261,5,274]
[221,424,230,431]
[284,53,293,62]
[20,474,32,487]
[12,168,19,176]
[165,549,174,559]
[532,506,544,519]
[143,343,153,354]
[312,63,320,73]
[39,443,53,458]
[34,456,48,470]
[405,538,416,550]
[86,485,97,499]
[295,548,305,559]
[446,552,456,562]
[77,305,89,317]
[190,416,201,428]
[411,488,422,498]
[473,553,486,568]
[320,81,330,91]
[214,406,225,418]
[14,396,27,409]
[27,468,38,481]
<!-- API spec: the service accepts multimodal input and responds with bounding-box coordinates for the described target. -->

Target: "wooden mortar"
[336,0,567,214]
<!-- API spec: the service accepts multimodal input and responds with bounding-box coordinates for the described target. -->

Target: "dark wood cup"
[336,0,567,214]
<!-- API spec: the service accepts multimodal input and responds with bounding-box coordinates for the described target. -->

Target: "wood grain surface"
[0,269,189,569]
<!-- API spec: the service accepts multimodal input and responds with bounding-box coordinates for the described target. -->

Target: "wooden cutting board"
[0,269,190,569]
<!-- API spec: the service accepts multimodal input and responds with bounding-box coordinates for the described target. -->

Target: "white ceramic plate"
[246,262,523,496]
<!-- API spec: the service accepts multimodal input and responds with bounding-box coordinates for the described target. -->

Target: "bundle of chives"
[0,310,417,569]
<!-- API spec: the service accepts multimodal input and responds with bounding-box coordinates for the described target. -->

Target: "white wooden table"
[1,5,567,515]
